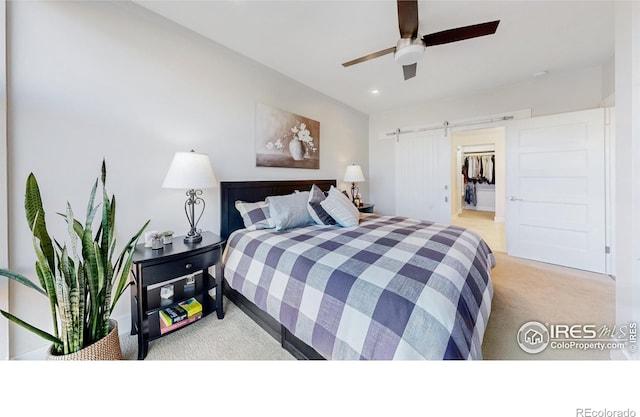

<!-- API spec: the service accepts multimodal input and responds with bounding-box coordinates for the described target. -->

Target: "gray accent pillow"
[267,191,315,231]
[307,184,336,225]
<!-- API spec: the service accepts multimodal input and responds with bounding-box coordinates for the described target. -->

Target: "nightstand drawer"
[143,250,220,285]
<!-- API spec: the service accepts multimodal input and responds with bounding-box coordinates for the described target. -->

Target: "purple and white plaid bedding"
[223,214,495,360]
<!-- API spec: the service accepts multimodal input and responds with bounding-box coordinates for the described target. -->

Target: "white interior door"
[395,129,451,224]
[505,108,606,273]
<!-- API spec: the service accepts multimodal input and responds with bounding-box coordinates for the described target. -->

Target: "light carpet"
[121,252,615,360]
[121,297,294,360]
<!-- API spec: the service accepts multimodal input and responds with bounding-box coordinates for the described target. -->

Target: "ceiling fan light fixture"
[394,38,426,66]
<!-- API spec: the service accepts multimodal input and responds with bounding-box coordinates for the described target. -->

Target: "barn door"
[505,108,606,273]
[395,129,451,225]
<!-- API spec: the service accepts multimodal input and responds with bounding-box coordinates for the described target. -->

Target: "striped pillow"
[319,186,359,227]
[235,200,275,230]
[307,184,336,225]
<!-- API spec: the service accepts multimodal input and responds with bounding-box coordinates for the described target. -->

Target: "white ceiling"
[134,0,615,115]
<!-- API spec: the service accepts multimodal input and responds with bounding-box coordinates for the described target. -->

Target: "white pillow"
[319,186,360,227]
[266,191,314,231]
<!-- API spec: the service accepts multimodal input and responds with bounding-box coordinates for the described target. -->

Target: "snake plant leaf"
[0,310,61,347]
[65,203,80,264]
[99,190,113,286]
[54,213,84,239]
[101,158,106,185]
[0,268,46,296]
[33,260,59,341]
[33,237,60,340]
[110,218,149,313]
[24,174,55,274]
[85,178,98,227]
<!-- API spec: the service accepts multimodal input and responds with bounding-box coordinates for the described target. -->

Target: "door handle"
[509,196,523,201]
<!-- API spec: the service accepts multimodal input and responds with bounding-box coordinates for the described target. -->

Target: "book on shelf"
[178,297,203,318]
[158,304,188,327]
[160,312,202,335]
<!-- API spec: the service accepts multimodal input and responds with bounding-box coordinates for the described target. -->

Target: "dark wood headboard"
[220,179,336,241]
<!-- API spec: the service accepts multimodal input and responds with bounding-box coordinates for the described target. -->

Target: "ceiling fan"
[342,0,500,80]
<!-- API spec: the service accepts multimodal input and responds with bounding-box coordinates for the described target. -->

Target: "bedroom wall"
[369,65,607,216]
[4,0,369,358]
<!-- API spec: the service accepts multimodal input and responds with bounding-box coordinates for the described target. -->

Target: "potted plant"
[151,232,164,250]
[162,230,174,245]
[0,160,149,359]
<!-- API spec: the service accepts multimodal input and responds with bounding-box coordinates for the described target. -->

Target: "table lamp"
[162,150,217,243]
[343,164,365,205]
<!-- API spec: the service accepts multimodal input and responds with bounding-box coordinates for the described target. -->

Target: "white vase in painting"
[289,138,304,161]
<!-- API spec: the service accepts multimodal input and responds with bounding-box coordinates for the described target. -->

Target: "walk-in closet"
[460,145,496,213]
[450,127,505,252]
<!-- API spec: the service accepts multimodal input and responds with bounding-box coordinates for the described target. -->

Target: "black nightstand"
[130,231,225,359]
[358,203,375,213]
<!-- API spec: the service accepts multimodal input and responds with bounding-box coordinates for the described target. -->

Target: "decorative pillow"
[266,191,315,231]
[320,186,360,227]
[307,184,336,225]
[235,200,274,230]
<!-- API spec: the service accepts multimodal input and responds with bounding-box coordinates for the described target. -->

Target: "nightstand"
[130,231,225,359]
[358,203,375,213]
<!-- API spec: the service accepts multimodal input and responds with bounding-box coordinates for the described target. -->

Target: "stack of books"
[159,297,203,334]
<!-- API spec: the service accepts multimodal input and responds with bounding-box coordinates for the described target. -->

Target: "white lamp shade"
[343,164,365,183]
[162,151,217,189]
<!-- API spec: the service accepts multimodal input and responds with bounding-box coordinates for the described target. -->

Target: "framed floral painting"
[255,103,320,169]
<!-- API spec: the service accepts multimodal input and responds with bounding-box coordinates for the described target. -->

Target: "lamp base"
[183,233,202,244]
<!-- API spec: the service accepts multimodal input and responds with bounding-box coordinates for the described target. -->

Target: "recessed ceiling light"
[533,70,548,78]
[370,89,380,95]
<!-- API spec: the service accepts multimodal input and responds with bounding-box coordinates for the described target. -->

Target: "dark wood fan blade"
[397,0,419,38]
[342,46,396,67]
[422,20,500,47]
[403,63,417,80]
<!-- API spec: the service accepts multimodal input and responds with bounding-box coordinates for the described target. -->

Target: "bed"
[220,180,495,360]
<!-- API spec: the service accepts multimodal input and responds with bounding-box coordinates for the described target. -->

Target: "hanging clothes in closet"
[465,182,477,206]
[462,152,495,206]
[462,154,495,184]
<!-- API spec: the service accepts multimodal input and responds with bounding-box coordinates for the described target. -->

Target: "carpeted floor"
[482,252,615,360]
[121,252,615,360]
[121,297,294,360]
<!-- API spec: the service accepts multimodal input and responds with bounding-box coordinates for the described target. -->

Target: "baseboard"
[494,216,504,223]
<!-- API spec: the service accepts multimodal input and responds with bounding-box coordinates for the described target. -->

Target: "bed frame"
[220,179,336,360]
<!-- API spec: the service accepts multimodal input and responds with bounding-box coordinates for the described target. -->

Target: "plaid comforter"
[223,214,495,360]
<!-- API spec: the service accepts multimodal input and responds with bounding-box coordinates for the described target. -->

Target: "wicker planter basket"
[47,319,123,361]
